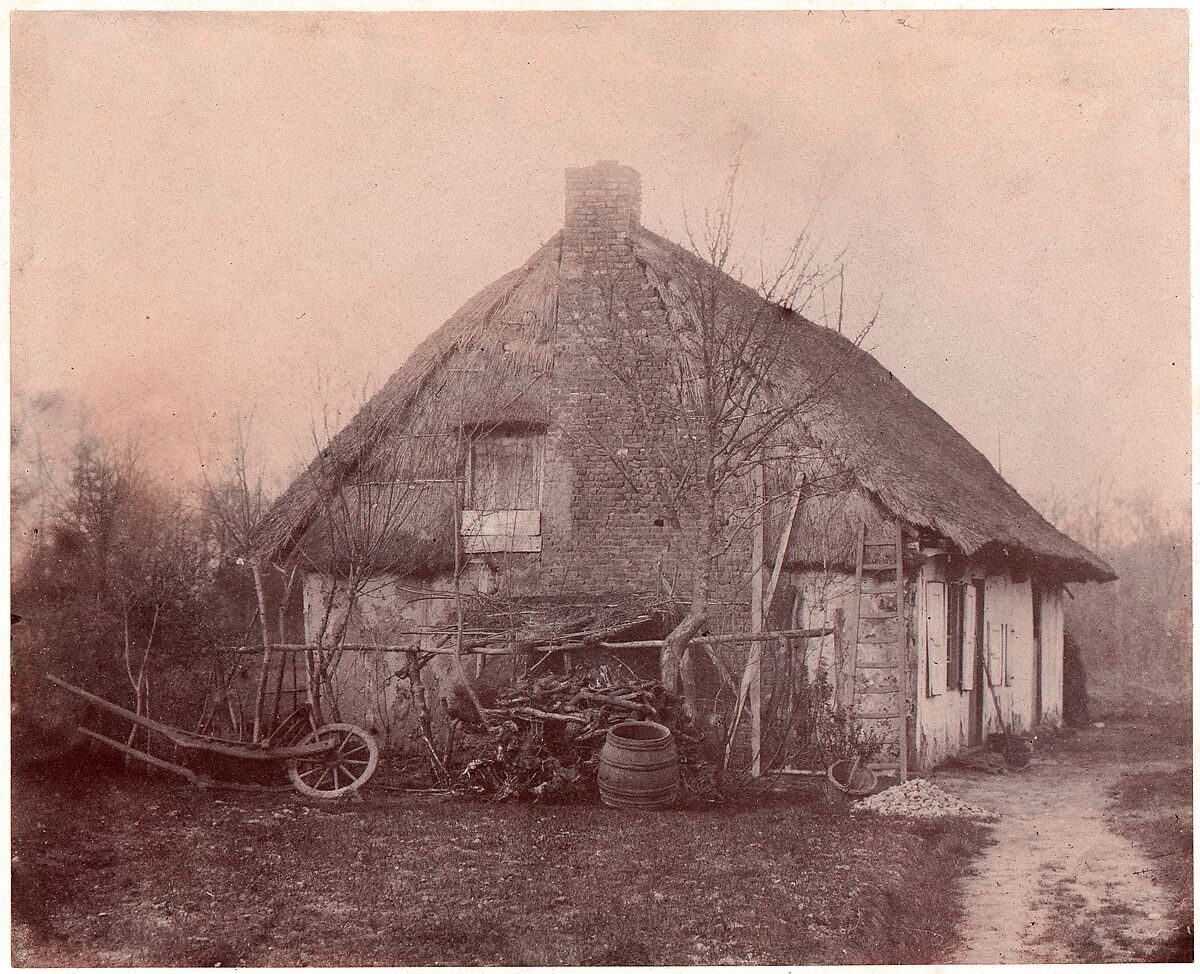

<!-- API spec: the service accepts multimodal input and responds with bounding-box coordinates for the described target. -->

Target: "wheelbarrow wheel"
[287,723,379,799]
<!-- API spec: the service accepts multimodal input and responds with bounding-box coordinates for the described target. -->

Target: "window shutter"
[462,432,546,553]
[986,622,1003,687]
[961,583,978,689]
[926,581,946,697]
[1004,623,1015,686]
[468,434,543,510]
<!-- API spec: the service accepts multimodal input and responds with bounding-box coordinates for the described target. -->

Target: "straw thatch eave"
[630,227,1115,584]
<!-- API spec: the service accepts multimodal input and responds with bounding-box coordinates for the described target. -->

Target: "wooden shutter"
[962,582,978,689]
[468,434,543,510]
[926,581,946,697]
[986,621,1003,687]
[1004,623,1015,686]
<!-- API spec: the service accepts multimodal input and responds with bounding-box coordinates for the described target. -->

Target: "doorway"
[968,579,985,746]
[1032,582,1043,721]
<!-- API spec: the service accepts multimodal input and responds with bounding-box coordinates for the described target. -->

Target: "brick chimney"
[564,160,641,242]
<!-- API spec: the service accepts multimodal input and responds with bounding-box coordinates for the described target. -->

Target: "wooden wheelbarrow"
[45,674,380,799]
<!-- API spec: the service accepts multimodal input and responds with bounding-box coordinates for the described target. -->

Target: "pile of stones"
[855,776,999,821]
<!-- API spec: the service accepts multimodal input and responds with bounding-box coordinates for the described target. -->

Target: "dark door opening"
[969,580,985,746]
[1032,581,1043,721]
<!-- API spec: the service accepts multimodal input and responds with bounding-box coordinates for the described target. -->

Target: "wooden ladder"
[845,522,908,782]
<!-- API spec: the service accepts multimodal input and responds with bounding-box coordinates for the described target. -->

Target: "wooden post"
[762,488,802,617]
[831,607,845,712]
[895,522,908,783]
[749,461,765,777]
[845,522,865,714]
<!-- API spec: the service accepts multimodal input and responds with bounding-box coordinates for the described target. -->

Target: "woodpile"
[450,666,712,803]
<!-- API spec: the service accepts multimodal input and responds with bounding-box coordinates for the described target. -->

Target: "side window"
[925,580,946,697]
[986,622,1003,687]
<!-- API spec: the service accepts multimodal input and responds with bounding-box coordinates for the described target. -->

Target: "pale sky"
[10,10,1190,521]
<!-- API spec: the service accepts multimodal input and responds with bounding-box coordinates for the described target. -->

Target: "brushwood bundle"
[448,665,715,803]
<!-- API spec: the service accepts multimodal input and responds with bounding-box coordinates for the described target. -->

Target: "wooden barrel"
[598,721,680,809]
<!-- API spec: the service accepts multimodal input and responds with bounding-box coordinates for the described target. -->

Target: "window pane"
[469,434,541,509]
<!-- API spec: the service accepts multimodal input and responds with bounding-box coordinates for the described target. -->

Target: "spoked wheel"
[287,723,379,799]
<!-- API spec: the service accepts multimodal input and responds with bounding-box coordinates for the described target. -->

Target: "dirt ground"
[13,715,1189,965]
[11,760,984,967]
[939,714,1192,963]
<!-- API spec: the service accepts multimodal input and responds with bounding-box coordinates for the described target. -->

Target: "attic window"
[462,432,544,553]
[466,433,543,510]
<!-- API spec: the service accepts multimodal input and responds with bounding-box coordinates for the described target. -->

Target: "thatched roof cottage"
[257,161,1113,774]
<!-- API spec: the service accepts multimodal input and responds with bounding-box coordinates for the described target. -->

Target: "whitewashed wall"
[910,564,1064,767]
[301,571,464,748]
[914,558,971,767]
[787,569,857,688]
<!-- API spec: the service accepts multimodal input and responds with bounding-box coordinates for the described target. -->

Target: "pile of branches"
[456,591,671,649]
[449,664,717,804]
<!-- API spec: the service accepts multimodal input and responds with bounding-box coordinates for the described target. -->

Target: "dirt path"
[937,727,1184,963]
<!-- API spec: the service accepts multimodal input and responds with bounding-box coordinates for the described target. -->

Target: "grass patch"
[1106,767,1194,963]
[13,764,988,966]
[1036,880,1105,963]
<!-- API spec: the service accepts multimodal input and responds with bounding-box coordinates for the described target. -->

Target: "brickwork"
[564,160,641,245]
[522,160,733,600]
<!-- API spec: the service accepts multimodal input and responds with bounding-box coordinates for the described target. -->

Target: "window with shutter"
[986,621,1003,687]
[462,432,545,553]
[467,433,543,510]
[961,582,979,689]
[926,580,946,697]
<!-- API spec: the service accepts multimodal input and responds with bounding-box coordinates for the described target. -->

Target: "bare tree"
[12,432,218,762]
[1041,486,1190,711]
[199,413,285,741]
[569,160,877,726]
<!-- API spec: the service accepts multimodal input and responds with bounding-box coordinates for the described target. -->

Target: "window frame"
[464,430,545,512]
[460,429,546,554]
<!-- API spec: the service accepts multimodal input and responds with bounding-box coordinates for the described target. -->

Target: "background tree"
[11,434,222,763]
[1041,486,1190,715]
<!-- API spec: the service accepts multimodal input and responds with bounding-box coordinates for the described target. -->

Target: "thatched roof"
[631,229,1114,582]
[255,235,562,568]
[257,213,1114,584]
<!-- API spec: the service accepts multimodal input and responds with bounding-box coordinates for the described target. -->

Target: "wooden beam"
[896,521,909,784]
[762,487,802,621]
[750,462,766,777]
[214,627,835,656]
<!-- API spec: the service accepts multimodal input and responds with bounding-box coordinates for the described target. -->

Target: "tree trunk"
[660,491,716,714]
[250,561,274,743]
[450,430,488,725]
[270,566,298,730]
